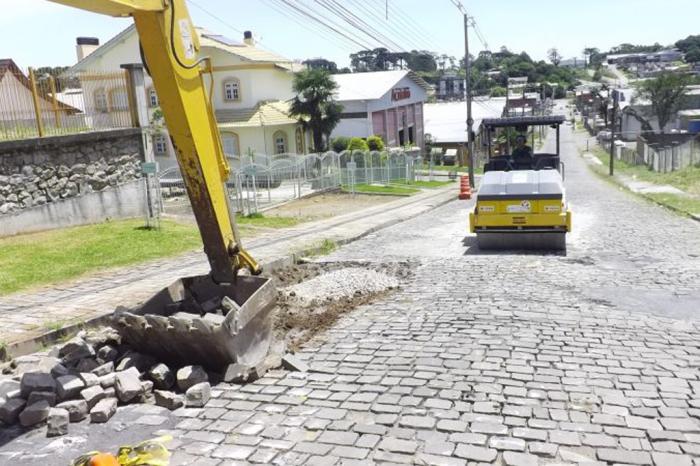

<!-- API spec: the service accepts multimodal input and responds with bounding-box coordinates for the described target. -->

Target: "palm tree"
[289,69,343,152]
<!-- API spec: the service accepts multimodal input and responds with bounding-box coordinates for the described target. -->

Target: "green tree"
[686,47,700,63]
[582,47,600,67]
[635,71,691,132]
[331,136,350,153]
[548,48,562,66]
[347,137,369,151]
[303,58,338,73]
[289,69,343,152]
[490,86,507,97]
[366,135,385,151]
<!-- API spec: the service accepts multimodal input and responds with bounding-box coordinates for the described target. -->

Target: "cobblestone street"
[2,119,699,465]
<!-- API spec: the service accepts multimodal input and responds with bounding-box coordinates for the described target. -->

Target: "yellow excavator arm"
[49,0,259,283]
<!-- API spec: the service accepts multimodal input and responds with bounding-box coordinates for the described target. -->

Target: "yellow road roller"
[469,116,572,250]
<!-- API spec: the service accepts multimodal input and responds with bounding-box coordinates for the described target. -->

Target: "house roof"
[217,100,297,128]
[332,70,431,101]
[69,24,298,73]
[68,24,136,74]
[197,29,295,66]
[1,58,31,88]
[424,98,506,143]
[1,58,80,113]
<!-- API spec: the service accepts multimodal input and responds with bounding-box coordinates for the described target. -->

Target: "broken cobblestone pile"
[0,327,284,437]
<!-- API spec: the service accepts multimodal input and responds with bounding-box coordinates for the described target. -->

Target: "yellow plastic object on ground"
[71,436,172,466]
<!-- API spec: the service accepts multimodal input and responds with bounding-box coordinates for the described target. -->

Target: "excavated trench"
[270,261,412,352]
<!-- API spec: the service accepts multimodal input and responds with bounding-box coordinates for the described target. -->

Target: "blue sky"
[2,0,698,69]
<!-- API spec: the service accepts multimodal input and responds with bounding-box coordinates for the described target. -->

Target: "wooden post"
[28,67,45,137]
[48,75,62,129]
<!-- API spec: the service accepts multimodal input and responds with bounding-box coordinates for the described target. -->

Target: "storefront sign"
[391,87,411,101]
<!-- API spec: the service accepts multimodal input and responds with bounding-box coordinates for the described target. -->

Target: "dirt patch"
[263,192,397,222]
[268,261,411,352]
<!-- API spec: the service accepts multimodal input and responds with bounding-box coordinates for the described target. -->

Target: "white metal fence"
[158,150,420,216]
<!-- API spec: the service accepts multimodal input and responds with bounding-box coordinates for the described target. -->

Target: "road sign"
[141,162,158,174]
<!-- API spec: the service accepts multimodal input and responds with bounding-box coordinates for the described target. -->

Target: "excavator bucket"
[112,275,276,370]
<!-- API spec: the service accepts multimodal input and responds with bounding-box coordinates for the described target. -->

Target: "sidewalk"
[0,185,459,356]
[579,145,700,221]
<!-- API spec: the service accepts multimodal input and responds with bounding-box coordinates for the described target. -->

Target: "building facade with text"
[331,70,430,148]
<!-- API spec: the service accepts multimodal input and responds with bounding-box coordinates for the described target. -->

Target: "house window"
[273,130,287,154]
[94,88,108,113]
[109,88,129,111]
[221,132,240,156]
[223,78,240,101]
[148,88,159,107]
[153,134,168,156]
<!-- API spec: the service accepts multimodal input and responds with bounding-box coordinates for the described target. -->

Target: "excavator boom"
[48,0,276,369]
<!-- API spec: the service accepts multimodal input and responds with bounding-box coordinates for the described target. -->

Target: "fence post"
[28,67,45,137]
[121,63,159,227]
[48,75,62,129]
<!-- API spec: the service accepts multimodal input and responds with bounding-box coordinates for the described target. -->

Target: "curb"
[3,189,457,360]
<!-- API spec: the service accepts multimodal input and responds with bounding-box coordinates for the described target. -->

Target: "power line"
[187,0,292,56]
[315,0,405,52]
[385,0,443,51]
[347,0,426,51]
[363,0,440,51]
[272,0,376,51]
[260,0,360,53]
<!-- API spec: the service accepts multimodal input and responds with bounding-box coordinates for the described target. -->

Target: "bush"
[490,86,507,97]
[347,137,369,151]
[330,136,350,153]
[366,135,385,151]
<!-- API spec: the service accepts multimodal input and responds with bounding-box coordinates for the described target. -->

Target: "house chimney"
[76,37,99,61]
[243,31,255,46]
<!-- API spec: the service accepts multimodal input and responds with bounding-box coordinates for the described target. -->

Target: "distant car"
[442,149,458,166]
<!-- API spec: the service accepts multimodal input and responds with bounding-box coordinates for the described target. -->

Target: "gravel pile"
[282,267,399,306]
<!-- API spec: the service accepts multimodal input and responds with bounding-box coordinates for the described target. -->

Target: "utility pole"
[609,89,619,176]
[463,13,475,188]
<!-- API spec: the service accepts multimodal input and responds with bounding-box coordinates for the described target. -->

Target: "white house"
[331,70,430,148]
[67,26,309,171]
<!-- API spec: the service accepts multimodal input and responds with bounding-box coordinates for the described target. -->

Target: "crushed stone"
[281,267,399,306]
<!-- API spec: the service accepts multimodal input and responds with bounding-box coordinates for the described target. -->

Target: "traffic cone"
[458,175,472,200]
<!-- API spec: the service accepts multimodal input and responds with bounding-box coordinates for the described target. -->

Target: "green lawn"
[398,180,453,188]
[419,164,469,172]
[646,193,700,215]
[590,147,700,194]
[587,146,700,216]
[0,219,201,296]
[342,183,420,196]
[236,213,302,229]
[0,214,302,296]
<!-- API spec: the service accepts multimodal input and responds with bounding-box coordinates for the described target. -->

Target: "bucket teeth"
[111,274,276,370]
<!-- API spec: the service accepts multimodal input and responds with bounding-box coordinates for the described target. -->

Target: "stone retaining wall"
[0,129,145,216]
